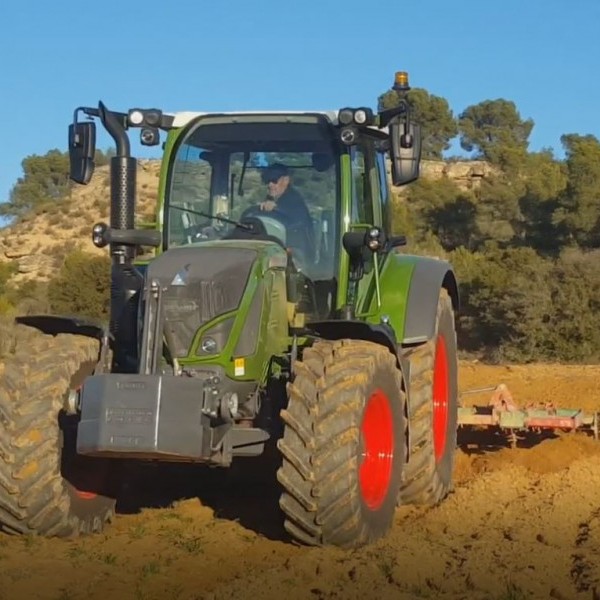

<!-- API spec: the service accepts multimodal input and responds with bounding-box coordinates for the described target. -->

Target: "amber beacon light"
[393,71,410,92]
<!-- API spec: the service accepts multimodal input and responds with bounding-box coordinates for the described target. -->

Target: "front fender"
[401,256,459,345]
[15,315,109,340]
[15,315,110,373]
[305,318,411,399]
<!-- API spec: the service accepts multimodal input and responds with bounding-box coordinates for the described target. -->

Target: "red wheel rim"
[74,490,98,500]
[359,389,394,511]
[433,334,449,463]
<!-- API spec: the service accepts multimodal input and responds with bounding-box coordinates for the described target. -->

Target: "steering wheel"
[240,204,294,226]
[182,222,219,242]
[219,204,289,251]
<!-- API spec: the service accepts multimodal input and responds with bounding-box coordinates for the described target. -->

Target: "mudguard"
[305,319,411,394]
[15,314,110,373]
[15,315,109,340]
[401,257,459,345]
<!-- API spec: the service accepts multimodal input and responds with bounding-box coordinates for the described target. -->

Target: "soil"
[2,361,600,600]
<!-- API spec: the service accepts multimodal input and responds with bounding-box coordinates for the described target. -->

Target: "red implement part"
[457,383,600,441]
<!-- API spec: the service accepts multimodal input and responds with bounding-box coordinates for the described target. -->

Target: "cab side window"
[376,150,391,235]
[350,145,374,226]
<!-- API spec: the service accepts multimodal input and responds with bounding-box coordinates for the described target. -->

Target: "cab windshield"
[165,117,341,285]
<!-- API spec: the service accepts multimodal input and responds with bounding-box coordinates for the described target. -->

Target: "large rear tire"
[277,339,406,548]
[0,327,117,536]
[398,288,458,505]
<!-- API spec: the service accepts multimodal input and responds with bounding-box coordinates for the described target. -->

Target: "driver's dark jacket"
[272,186,314,257]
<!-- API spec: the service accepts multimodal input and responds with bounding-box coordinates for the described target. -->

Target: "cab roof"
[167,110,342,128]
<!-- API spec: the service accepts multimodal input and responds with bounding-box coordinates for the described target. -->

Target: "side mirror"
[389,120,421,186]
[68,121,96,185]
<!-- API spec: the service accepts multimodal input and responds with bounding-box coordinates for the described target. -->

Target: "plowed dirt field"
[2,361,600,600]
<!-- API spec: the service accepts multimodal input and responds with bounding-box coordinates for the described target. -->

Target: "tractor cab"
[158,100,420,324]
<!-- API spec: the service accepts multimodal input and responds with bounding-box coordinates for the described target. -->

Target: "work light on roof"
[338,107,375,126]
[339,108,354,126]
[128,110,144,126]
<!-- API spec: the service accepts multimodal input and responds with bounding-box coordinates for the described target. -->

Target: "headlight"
[197,317,235,356]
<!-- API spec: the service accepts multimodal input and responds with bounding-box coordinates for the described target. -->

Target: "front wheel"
[398,288,458,505]
[0,327,117,537]
[276,339,406,548]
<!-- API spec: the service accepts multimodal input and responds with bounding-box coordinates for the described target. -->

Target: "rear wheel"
[0,326,117,536]
[398,288,458,505]
[277,339,406,548]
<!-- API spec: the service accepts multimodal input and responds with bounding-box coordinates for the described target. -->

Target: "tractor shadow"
[114,446,289,542]
[108,428,573,540]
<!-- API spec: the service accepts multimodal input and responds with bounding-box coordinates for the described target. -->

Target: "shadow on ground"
[112,444,289,542]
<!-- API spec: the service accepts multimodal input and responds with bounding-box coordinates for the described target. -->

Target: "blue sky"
[1,0,599,210]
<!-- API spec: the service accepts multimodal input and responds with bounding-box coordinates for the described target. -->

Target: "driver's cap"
[261,163,289,184]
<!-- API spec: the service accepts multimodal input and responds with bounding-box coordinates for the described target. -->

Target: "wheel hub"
[433,334,449,463]
[359,389,394,510]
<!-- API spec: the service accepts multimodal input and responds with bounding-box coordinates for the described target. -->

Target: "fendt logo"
[171,263,191,286]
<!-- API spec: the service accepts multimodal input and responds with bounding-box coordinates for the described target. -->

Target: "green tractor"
[0,72,459,548]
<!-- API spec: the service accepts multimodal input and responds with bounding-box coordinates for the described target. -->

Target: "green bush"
[0,261,17,295]
[3,279,51,315]
[449,244,600,363]
[543,249,600,362]
[47,250,111,322]
[452,245,552,361]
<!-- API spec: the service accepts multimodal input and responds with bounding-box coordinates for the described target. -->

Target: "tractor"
[0,72,459,548]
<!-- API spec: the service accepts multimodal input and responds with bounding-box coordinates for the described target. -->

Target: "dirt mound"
[454,433,600,484]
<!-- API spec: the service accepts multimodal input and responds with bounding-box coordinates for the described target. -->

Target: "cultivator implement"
[457,384,600,447]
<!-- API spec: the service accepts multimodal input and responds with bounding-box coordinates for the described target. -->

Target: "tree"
[1,150,71,217]
[458,99,534,170]
[519,149,568,254]
[552,134,600,248]
[378,88,458,160]
[401,178,479,250]
[546,248,600,361]
[462,245,554,362]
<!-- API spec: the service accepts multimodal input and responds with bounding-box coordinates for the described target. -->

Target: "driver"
[259,163,314,259]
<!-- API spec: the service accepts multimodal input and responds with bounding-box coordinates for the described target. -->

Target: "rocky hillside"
[0,160,161,283]
[0,158,493,285]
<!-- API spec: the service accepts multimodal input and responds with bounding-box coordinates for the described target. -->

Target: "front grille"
[146,246,257,357]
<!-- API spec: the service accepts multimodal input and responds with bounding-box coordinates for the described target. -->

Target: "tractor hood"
[148,245,256,357]
[138,240,289,370]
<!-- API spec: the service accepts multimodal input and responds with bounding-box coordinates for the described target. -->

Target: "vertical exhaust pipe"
[98,102,143,372]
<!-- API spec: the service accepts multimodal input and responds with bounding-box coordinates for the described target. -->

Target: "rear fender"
[401,258,459,346]
[307,320,400,362]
